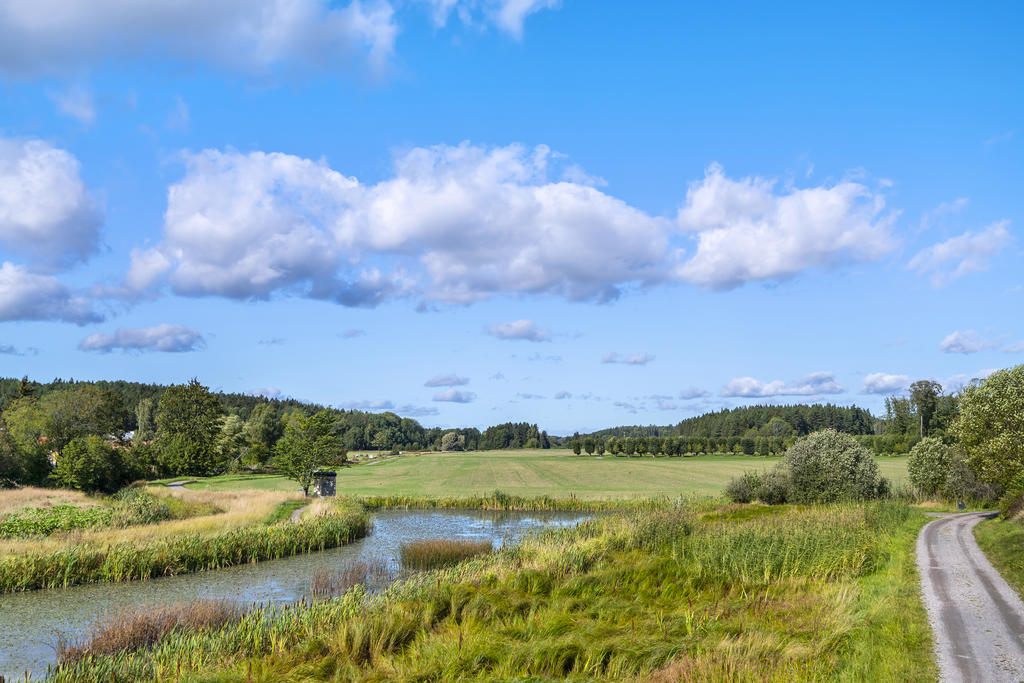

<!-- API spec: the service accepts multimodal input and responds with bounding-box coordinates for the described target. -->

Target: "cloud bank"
[721,372,844,397]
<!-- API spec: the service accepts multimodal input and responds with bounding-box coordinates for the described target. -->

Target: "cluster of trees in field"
[581,384,962,457]
[479,422,551,450]
[724,367,1024,506]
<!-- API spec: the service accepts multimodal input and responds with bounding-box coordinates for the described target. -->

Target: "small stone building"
[312,470,337,497]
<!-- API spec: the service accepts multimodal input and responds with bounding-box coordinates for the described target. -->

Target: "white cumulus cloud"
[0,0,397,77]
[909,221,1012,287]
[78,323,204,352]
[940,330,995,354]
[432,389,476,403]
[486,319,550,341]
[0,261,100,324]
[861,372,910,394]
[675,164,897,289]
[721,372,844,397]
[424,373,469,387]
[124,143,671,307]
[0,138,103,270]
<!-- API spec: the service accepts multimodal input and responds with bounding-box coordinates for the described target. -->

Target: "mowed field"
[173,449,910,500]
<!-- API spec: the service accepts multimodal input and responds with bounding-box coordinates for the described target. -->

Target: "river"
[0,508,591,680]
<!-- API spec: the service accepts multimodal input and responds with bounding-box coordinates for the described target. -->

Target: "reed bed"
[361,490,697,512]
[310,559,392,598]
[0,498,369,592]
[56,599,241,666]
[400,538,493,570]
[49,499,935,682]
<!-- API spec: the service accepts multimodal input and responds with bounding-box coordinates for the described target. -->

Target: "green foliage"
[950,364,1024,489]
[156,379,224,476]
[440,431,466,452]
[723,471,761,503]
[133,397,157,442]
[907,437,951,497]
[52,436,126,493]
[784,429,881,503]
[755,467,790,504]
[274,410,347,494]
[0,505,113,537]
[111,487,172,526]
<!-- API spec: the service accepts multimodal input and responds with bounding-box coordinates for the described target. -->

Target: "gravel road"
[917,511,1024,682]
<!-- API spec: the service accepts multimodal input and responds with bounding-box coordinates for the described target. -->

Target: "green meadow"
[167,449,910,499]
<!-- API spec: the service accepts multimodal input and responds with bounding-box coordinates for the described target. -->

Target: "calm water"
[0,509,590,680]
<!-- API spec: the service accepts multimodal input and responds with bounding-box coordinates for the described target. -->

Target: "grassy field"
[169,449,910,499]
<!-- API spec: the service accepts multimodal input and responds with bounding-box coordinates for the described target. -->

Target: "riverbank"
[0,496,368,592]
[50,500,935,682]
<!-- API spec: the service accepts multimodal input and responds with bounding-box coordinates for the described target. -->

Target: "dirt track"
[917,511,1024,682]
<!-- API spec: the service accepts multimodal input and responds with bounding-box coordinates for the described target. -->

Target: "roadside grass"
[164,450,910,499]
[49,499,934,682]
[975,517,1024,598]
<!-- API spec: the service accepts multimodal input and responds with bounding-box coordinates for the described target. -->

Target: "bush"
[907,437,950,497]
[111,488,171,526]
[755,467,789,505]
[52,437,126,493]
[724,471,761,503]
[784,429,880,504]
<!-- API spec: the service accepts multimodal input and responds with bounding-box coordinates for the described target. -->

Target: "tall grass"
[57,599,241,666]
[310,559,392,598]
[361,490,699,512]
[50,499,934,682]
[400,538,492,570]
[0,498,369,592]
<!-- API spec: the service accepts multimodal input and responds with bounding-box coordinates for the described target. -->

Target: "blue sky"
[0,0,1021,434]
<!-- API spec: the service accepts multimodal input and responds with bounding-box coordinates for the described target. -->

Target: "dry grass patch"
[0,486,94,515]
[57,599,240,665]
[0,488,300,556]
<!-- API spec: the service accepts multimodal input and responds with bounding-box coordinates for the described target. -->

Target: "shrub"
[111,488,171,526]
[755,467,789,505]
[784,429,880,504]
[724,471,761,503]
[907,437,950,497]
[52,436,126,493]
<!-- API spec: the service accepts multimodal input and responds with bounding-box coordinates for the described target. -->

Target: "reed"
[399,538,493,570]
[56,599,241,665]
[361,490,696,513]
[0,498,369,592]
[310,559,392,598]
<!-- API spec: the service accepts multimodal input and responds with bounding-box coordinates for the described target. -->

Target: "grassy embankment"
[52,498,934,682]
[975,513,1024,598]
[0,487,369,592]
[167,449,910,499]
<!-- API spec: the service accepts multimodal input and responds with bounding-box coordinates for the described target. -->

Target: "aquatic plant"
[399,538,492,570]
